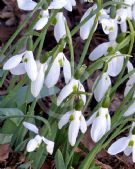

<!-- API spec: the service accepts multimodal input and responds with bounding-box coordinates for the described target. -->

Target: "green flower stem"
[66,22,74,76]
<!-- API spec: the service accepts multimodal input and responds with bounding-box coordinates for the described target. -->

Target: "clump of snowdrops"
[1,0,135,168]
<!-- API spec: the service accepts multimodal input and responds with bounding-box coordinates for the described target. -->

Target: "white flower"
[17,0,37,11]
[58,110,87,146]
[100,18,115,34]
[116,8,128,24]
[31,61,48,97]
[108,122,135,163]
[107,52,125,77]
[87,107,111,142]
[3,51,37,81]
[80,4,97,40]
[49,0,76,12]
[23,122,54,154]
[93,73,111,102]
[54,12,66,42]
[89,41,116,61]
[57,78,86,106]
[45,52,71,88]
[108,20,118,41]
[34,10,49,31]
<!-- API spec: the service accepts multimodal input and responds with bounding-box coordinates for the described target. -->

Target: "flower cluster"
[2,0,135,164]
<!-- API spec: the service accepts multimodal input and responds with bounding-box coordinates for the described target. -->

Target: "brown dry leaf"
[0,26,16,43]
[0,144,10,162]
[81,130,108,158]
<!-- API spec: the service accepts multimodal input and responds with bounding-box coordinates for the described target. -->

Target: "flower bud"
[110,5,116,19]
[74,65,87,80]
[102,94,110,108]
[27,36,33,51]
[74,99,84,111]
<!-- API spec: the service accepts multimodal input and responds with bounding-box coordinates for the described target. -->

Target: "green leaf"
[0,133,13,144]
[12,85,59,106]
[55,149,66,169]
[0,108,24,125]
[2,119,17,134]
[0,69,5,77]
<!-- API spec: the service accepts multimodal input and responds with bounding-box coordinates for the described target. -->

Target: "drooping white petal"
[106,112,111,131]
[80,5,97,40]
[78,82,86,105]
[108,137,129,155]
[127,61,134,73]
[116,8,128,24]
[3,53,23,70]
[93,73,111,102]
[34,17,48,31]
[124,147,132,156]
[108,21,118,41]
[63,56,71,84]
[26,138,38,152]
[54,12,66,42]
[123,102,135,116]
[45,58,60,88]
[120,21,127,33]
[89,42,111,61]
[91,115,107,142]
[100,18,115,35]
[42,137,54,155]
[132,145,135,162]
[124,78,135,97]
[68,111,81,146]
[48,0,68,9]
[107,52,124,77]
[80,115,87,133]
[23,121,39,134]
[57,79,79,106]
[10,63,26,75]
[64,0,76,11]
[58,111,72,129]
[17,0,37,11]
[23,51,38,81]
[86,112,97,126]
[31,62,46,97]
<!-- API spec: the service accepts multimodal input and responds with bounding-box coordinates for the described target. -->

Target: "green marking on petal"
[128,140,134,147]
[69,114,74,122]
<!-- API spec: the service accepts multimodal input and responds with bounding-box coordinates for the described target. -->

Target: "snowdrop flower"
[57,78,86,106]
[93,72,111,102]
[3,51,37,81]
[80,4,97,40]
[89,41,116,61]
[49,0,76,12]
[107,52,125,77]
[108,122,135,162]
[100,18,115,35]
[54,12,66,42]
[17,0,37,11]
[45,52,71,88]
[31,61,48,97]
[58,110,87,146]
[23,122,54,154]
[87,107,111,142]
[34,10,49,31]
